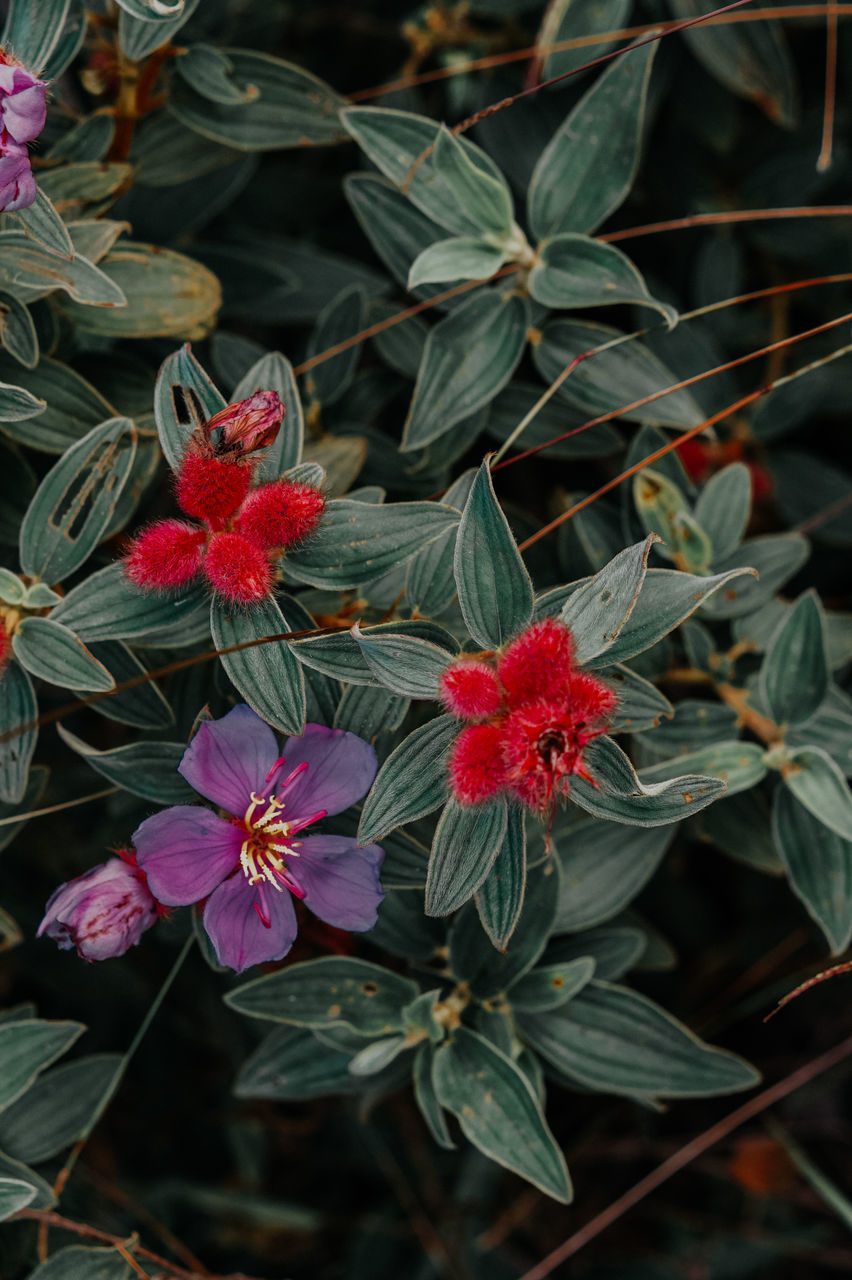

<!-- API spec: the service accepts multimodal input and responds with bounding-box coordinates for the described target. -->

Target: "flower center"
[239,791,304,899]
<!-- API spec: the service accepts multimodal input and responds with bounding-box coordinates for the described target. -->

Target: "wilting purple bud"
[0,141,35,212]
[38,852,160,962]
[0,57,47,145]
[204,390,285,456]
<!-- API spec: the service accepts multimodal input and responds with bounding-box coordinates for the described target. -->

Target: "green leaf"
[0,291,38,368]
[699,533,810,620]
[341,106,507,237]
[671,0,796,127]
[344,172,452,303]
[635,698,738,759]
[50,563,209,645]
[0,766,49,855]
[85,642,174,731]
[553,817,675,931]
[118,0,199,59]
[533,319,705,427]
[760,591,828,727]
[0,379,44,422]
[210,596,305,736]
[692,462,751,560]
[177,44,260,104]
[414,1044,455,1150]
[425,795,509,916]
[432,126,514,236]
[787,684,852,777]
[36,162,130,213]
[697,788,783,875]
[154,343,226,472]
[634,467,713,572]
[0,1054,121,1165]
[350,624,454,699]
[640,741,768,800]
[19,417,136,583]
[545,926,645,982]
[1,0,71,74]
[462,857,558,996]
[11,618,114,693]
[773,786,852,954]
[454,459,533,647]
[358,714,457,844]
[0,662,37,805]
[225,957,419,1035]
[0,1176,36,1220]
[293,618,453,685]
[56,727,194,804]
[606,665,674,733]
[540,0,631,80]
[57,242,221,338]
[587,566,759,668]
[562,535,657,662]
[13,189,74,260]
[0,1020,83,1112]
[233,351,303,478]
[115,0,182,16]
[0,355,114,453]
[25,1244,132,1279]
[0,233,125,307]
[517,981,759,1097]
[432,1027,572,1201]
[171,49,347,149]
[408,237,507,289]
[530,234,676,326]
[475,805,526,951]
[528,39,657,237]
[571,734,727,825]
[508,957,596,1013]
[286,498,459,589]
[0,1152,55,1210]
[402,290,529,451]
[234,1025,357,1100]
[783,746,852,843]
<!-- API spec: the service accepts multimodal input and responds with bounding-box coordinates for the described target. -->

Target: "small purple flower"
[0,57,47,145]
[133,705,385,973]
[0,141,35,212]
[38,852,159,962]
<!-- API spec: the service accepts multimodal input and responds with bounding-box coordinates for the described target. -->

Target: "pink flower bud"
[205,390,285,457]
[38,853,159,962]
[0,54,47,145]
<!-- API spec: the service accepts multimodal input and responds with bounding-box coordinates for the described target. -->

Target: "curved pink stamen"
[288,808,327,835]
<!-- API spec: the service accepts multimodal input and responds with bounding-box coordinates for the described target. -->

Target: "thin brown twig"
[515,1034,852,1280]
[817,7,839,170]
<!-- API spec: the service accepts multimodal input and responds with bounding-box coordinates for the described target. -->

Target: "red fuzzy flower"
[440,659,502,721]
[442,618,615,814]
[122,385,325,607]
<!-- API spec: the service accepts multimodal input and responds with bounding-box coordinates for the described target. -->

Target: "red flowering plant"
[353,460,760,923]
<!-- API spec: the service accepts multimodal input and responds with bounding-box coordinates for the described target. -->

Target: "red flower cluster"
[442,619,617,813]
[124,391,325,606]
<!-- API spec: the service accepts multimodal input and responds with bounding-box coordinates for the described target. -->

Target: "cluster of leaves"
[1,0,852,1276]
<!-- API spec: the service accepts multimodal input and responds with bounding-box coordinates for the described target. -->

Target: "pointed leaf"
[358,714,457,845]
[50,563,209,645]
[553,817,675,931]
[12,617,115,693]
[783,746,852,843]
[761,591,828,727]
[56,727,194,805]
[408,236,507,289]
[570,733,727,825]
[454,460,533,648]
[211,596,305,736]
[475,805,526,951]
[0,1020,84,1112]
[425,795,508,916]
[154,343,226,472]
[561,535,657,662]
[528,40,657,237]
[692,462,751,560]
[773,786,852,955]
[640,741,768,799]
[508,957,596,1013]
[351,624,454,699]
[530,234,676,325]
[0,662,37,805]
[433,1027,572,1201]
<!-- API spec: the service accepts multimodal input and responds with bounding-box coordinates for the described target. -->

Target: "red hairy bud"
[124,520,206,592]
[448,722,507,806]
[440,659,502,721]
[176,452,252,523]
[205,390,284,456]
[235,480,326,550]
[203,531,273,604]
[498,618,575,707]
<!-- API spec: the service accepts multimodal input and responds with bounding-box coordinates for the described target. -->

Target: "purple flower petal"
[179,704,278,817]
[133,806,243,905]
[0,66,47,144]
[292,835,385,932]
[0,143,35,213]
[278,724,378,820]
[203,873,298,973]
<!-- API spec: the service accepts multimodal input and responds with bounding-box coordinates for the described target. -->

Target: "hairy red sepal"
[124,520,206,592]
[235,480,326,550]
[203,531,273,604]
[440,659,502,721]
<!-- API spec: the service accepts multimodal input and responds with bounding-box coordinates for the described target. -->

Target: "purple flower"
[38,852,159,962]
[0,141,35,212]
[133,705,385,973]
[0,58,47,145]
